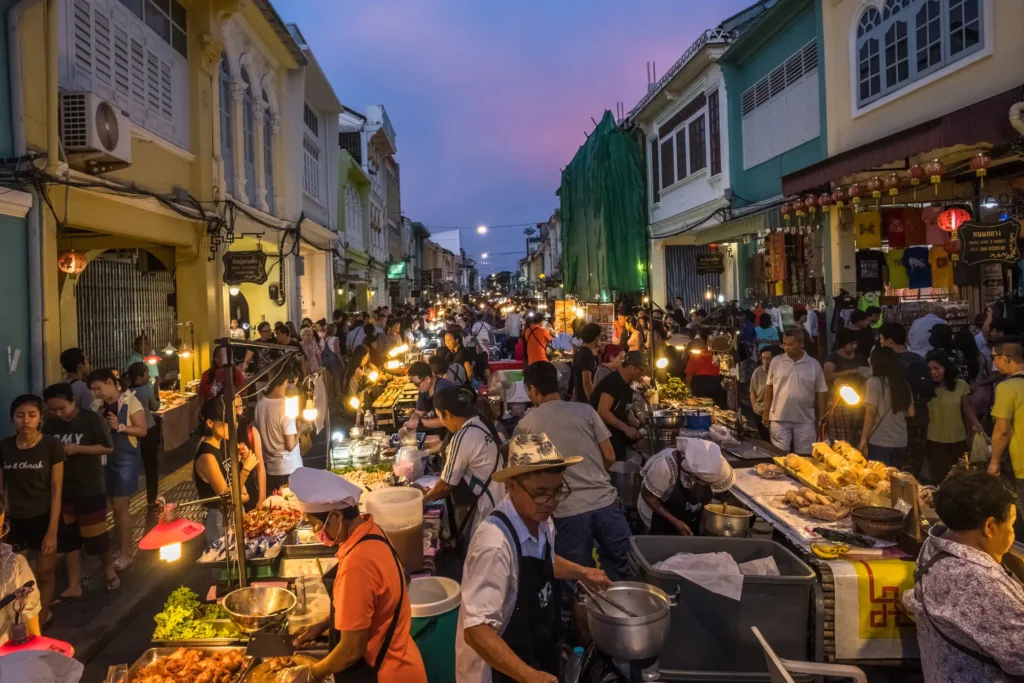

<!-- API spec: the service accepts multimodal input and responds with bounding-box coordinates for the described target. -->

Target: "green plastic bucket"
[409,576,460,683]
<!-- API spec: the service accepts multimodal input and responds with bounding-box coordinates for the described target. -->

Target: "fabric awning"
[782,87,1022,197]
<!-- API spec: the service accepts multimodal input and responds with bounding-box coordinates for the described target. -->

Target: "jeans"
[867,444,906,468]
[553,502,634,582]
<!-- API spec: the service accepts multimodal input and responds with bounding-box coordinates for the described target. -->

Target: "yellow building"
[10,0,338,384]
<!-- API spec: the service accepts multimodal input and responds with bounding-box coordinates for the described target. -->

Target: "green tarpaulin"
[560,110,647,302]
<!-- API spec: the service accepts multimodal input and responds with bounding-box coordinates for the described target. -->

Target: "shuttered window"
[65,0,189,150]
[241,68,256,203]
[219,55,234,195]
[742,39,819,119]
[303,138,320,199]
[688,114,706,173]
[650,139,660,204]
[660,138,675,189]
[263,90,274,215]
[708,90,721,176]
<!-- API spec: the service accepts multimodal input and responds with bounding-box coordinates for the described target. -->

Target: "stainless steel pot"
[609,462,641,509]
[648,427,679,454]
[701,503,753,537]
[647,410,684,429]
[585,582,672,660]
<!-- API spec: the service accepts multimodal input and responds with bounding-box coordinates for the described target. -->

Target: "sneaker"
[112,553,134,572]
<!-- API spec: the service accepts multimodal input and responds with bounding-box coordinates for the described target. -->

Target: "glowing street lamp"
[655,357,669,369]
[477,225,488,234]
[481,253,489,259]
[302,398,318,422]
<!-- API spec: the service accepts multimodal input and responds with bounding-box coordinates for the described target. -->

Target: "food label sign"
[697,253,725,275]
[958,219,1020,265]
[222,250,268,286]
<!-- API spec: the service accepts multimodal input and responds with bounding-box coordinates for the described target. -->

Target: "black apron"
[442,423,501,547]
[913,548,1024,681]
[489,511,563,682]
[649,450,713,535]
[328,533,406,682]
[523,326,540,368]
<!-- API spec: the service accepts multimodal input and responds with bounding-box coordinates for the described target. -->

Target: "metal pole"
[222,363,247,588]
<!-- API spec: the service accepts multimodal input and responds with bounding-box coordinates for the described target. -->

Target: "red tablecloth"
[489,360,523,372]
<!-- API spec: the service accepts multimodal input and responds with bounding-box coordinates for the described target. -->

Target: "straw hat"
[492,433,582,482]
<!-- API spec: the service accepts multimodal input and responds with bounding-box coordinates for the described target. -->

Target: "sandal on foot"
[51,592,82,607]
[106,575,121,592]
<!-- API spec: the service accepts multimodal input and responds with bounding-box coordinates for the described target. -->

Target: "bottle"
[565,645,584,682]
[363,410,375,433]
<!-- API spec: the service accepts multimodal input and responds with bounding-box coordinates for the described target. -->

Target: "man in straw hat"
[285,468,427,683]
[456,433,613,683]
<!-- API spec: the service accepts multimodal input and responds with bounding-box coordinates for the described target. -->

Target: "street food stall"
[370,377,419,433]
[154,387,200,452]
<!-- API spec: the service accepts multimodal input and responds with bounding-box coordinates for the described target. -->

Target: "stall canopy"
[560,110,647,302]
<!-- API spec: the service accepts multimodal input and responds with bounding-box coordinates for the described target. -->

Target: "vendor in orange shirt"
[684,339,727,409]
[288,468,427,683]
[523,313,553,366]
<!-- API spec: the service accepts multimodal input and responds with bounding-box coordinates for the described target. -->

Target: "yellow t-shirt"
[854,211,882,249]
[991,376,1024,478]
[929,245,953,290]
[886,249,909,289]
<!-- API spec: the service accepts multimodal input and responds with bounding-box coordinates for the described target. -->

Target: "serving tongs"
[578,581,639,618]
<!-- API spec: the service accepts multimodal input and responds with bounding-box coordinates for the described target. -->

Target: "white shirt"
[468,322,491,355]
[505,313,521,338]
[803,309,818,339]
[254,396,301,475]
[638,448,682,529]
[0,547,40,646]
[455,496,556,683]
[230,328,246,340]
[346,326,366,350]
[442,417,505,535]
[766,352,827,424]
[908,314,944,357]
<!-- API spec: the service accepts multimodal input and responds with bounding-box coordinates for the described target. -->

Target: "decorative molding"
[201,34,225,73]
[231,82,247,102]
[271,115,281,136]
[0,189,33,219]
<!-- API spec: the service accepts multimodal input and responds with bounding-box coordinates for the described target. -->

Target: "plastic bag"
[969,432,991,465]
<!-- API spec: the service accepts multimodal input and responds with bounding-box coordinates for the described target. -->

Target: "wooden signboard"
[222,250,268,286]
[958,219,1020,265]
[697,253,725,275]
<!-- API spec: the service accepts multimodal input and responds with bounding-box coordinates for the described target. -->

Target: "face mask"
[315,512,340,547]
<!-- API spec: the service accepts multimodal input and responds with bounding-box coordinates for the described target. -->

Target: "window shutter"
[145,50,159,113]
[650,139,660,204]
[113,25,130,99]
[159,59,172,121]
[660,138,675,189]
[769,64,786,97]
[708,90,721,176]
[130,38,145,109]
[94,9,112,86]
[73,0,93,83]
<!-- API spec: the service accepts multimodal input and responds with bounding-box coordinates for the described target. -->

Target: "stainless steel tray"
[724,441,781,461]
[127,647,250,683]
[282,528,335,558]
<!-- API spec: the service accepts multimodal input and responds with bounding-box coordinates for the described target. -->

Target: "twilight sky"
[278,0,753,274]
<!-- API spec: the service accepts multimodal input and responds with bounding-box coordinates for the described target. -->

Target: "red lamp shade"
[937,207,970,232]
[780,203,792,223]
[0,634,74,658]
[793,199,805,216]
[139,518,205,550]
[971,153,992,186]
[831,189,846,208]
[804,195,818,214]
[945,237,961,255]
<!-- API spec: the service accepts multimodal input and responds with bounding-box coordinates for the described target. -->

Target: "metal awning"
[689,195,788,244]
[782,87,1022,196]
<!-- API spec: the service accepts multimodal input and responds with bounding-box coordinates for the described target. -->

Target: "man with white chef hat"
[285,467,427,683]
[638,439,734,535]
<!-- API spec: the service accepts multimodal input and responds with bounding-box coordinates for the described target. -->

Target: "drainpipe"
[1010,101,1024,136]
[9,0,45,394]
[45,0,59,174]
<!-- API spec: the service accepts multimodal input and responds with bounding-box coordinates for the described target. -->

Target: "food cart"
[371,377,419,433]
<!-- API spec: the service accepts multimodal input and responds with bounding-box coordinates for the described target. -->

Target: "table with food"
[154,389,200,452]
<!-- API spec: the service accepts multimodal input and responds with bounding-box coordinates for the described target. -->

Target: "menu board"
[958,219,1020,265]
[586,303,615,344]
[554,300,570,333]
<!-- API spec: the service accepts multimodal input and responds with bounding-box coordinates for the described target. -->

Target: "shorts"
[8,513,72,554]
[106,448,141,498]
[59,494,110,556]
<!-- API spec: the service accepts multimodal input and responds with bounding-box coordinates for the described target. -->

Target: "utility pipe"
[8,0,45,394]
[45,0,59,173]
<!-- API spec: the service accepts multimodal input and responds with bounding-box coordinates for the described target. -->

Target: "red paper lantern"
[780,202,792,223]
[804,194,818,215]
[58,250,88,278]
[970,153,992,187]
[884,173,901,196]
[937,207,970,232]
[848,183,863,205]
[831,188,846,208]
[793,198,806,216]
[867,176,884,199]
[924,158,946,195]
[909,165,925,185]
[818,192,833,213]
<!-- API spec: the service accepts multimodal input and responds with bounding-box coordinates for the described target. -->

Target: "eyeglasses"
[516,478,572,506]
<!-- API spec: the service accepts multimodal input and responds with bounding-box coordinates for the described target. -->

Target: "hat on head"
[681,439,734,493]
[288,467,362,513]
[623,350,644,367]
[493,433,582,482]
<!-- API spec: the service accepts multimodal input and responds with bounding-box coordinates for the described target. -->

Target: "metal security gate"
[76,254,179,376]
[665,245,721,313]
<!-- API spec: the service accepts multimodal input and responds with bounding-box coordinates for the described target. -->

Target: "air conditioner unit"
[59,92,132,174]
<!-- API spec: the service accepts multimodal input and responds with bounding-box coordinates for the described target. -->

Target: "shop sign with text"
[222,250,268,285]
[697,253,725,275]
[958,220,1020,265]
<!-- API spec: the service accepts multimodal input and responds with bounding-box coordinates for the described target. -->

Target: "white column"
[231,82,248,204]
[651,239,667,307]
[253,100,268,213]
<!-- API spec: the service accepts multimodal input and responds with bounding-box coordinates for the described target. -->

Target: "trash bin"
[409,576,460,683]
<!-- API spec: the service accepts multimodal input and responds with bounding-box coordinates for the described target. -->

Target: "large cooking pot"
[647,410,684,429]
[609,462,641,509]
[701,503,753,537]
[585,582,672,661]
[648,428,679,454]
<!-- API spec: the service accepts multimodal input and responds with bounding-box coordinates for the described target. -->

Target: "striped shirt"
[442,416,505,535]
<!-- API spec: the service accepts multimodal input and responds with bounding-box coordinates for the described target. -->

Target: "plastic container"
[627,536,815,679]
[409,577,461,683]
[684,410,713,431]
[364,487,425,571]
[288,577,331,635]
[566,646,584,682]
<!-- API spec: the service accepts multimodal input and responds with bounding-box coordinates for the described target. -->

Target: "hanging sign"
[958,219,1020,265]
[222,250,268,286]
[697,253,725,275]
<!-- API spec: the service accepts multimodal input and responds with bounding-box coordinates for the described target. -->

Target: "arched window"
[241,68,256,204]
[854,0,985,108]
[262,89,274,215]
[219,55,234,195]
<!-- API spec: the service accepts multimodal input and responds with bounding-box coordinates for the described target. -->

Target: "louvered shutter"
[72,0,93,90]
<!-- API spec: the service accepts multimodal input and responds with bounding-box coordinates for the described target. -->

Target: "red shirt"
[685,352,721,377]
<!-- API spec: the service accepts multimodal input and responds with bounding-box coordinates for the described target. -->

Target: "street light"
[228,286,240,296]
[477,225,488,234]
[481,252,488,259]
[655,357,669,369]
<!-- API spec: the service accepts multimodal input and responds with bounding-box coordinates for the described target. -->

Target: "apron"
[489,511,563,682]
[328,533,406,683]
[649,450,712,535]
[443,423,501,547]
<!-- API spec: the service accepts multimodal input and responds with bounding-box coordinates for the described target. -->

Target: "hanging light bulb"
[348,396,361,410]
[368,370,380,382]
[162,342,177,356]
[718,294,725,303]
[704,289,713,301]
[385,360,401,370]
[144,349,162,365]
[178,343,192,358]
[302,397,318,422]
[159,543,182,563]
[388,344,410,358]
[284,394,300,419]
[655,357,669,369]
[228,286,240,296]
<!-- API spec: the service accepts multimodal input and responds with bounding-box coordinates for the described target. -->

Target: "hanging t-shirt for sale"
[903,246,932,289]
[929,244,954,289]
[856,250,886,292]
[854,211,882,249]
[903,208,927,245]
[923,206,946,245]
[884,209,906,248]
[886,248,909,289]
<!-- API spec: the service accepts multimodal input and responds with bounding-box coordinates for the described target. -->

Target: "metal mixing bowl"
[222,586,297,633]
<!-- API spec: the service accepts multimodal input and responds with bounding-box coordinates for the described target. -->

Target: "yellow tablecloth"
[825,558,919,660]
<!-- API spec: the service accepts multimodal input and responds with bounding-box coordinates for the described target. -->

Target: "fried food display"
[242,506,302,539]
[781,487,851,522]
[754,463,784,479]
[136,648,245,683]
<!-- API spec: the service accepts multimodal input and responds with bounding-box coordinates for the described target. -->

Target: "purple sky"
[278,0,753,274]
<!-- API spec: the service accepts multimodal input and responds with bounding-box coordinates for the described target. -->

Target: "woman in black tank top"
[194,397,259,545]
